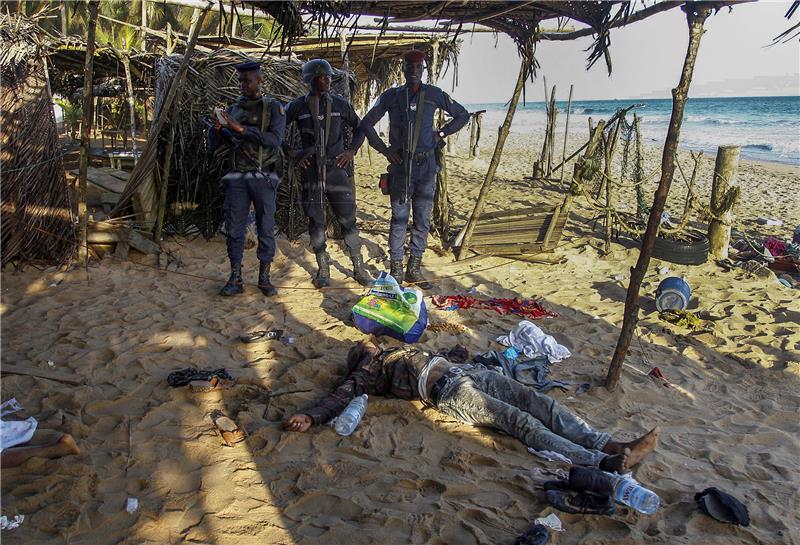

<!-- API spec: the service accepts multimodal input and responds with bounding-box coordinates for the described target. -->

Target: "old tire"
[652,231,709,265]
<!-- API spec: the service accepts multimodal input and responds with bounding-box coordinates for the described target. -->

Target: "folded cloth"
[474,350,551,388]
[167,368,233,388]
[497,321,571,362]
[1,417,37,451]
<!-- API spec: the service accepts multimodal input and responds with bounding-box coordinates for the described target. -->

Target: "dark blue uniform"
[208,96,286,264]
[361,83,469,261]
[284,93,365,255]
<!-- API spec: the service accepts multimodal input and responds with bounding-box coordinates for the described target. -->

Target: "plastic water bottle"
[503,346,520,361]
[334,394,368,436]
[612,476,660,514]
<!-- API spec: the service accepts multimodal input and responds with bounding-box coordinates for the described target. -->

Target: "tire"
[652,230,709,265]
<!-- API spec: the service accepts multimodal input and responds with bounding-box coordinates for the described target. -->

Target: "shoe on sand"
[210,410,247,446]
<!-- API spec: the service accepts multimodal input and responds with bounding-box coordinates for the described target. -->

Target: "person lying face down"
[284,341,659,472]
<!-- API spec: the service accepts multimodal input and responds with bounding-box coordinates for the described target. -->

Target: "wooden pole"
[547,85,557,176]
[78,0,99,264]
[141,0,147,47]
[434,110,450,240]
[602,119,622,253]
[468,113,478,158]
[606,4,712,391]
[339,30,351,102]
[154,123,177,242]
[457,60,527,260]
[560,84,574,184]
[708,145,740,259]
[119,51,137,157]
[60,1,67,35]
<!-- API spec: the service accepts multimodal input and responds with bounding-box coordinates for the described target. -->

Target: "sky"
[446,1,799,104]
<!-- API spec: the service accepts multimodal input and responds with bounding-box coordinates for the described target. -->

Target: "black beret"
[235,61,261,73]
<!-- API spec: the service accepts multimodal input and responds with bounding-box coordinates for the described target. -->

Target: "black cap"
[235,61,261,73]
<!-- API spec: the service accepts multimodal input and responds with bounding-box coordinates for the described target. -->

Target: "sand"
[2,124,799,545]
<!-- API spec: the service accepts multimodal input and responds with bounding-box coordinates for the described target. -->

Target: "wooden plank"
[97,167,131,181]
[88,230,127,243]
[471,241,545,254]
[70,167,127,193]
[541,204,562,250]
[129,229,161,254]
[2,364,84,385]
[473,217,548,235]
[478,205,554,221]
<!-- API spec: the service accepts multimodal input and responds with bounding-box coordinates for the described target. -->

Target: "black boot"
[390,259,404,284]
[350,252,373,286]
[258,261,277,296]
[313,251,330,288]
[405,255,432,290]
[220,261,243,296]
[545,489,616,516]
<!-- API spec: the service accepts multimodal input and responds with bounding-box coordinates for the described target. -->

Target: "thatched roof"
[243,1,690,75]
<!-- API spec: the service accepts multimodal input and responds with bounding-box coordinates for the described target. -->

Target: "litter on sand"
[534,513,564,532]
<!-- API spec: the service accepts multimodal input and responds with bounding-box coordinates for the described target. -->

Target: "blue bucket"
[656,277,691,311]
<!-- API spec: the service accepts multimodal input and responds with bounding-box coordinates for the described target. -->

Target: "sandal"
[239,329,284,344]
[189,376,234,393]
[210,410,247,446]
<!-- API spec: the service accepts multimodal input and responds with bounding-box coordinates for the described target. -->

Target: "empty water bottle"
[334,394,368,436]
[611,476,660,515]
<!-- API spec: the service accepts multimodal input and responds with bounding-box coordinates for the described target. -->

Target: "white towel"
[497,320,571,363]
[0,417,37,452]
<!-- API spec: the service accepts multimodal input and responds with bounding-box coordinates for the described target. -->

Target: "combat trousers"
[301,164,361,254]
[388,155,437,261]
[222,170,278,263]
[435,368,611,466]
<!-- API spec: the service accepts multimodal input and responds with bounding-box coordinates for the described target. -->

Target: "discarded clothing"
[530,467,568,489]
[474,350,550,388]
[1,398,23,417]
[648,367,672,388]
[659,309,714,333]
[167,368,233,388]
[0,417,37,451]
[430,295,557,320]
[528,447,573,464]
[764,236,786,258]
[534,513,564,532]
[1,515,24,531]
[497,321,571,362]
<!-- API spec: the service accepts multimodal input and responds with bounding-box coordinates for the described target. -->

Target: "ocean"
[465,95,800,165]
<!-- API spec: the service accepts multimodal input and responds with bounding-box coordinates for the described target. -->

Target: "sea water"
[467,95,800,165]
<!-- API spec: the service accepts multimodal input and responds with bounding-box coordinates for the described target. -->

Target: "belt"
[429,365,472,404]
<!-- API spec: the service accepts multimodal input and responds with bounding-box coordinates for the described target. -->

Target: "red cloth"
[648,367,672,388]
[430,295,557,320]
[403,49,426,63]
[764,236,787,258]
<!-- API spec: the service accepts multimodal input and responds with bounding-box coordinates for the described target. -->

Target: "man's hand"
[221,111,245,135]
[335,150,355,168]
[383,149,402,165]
[298,157,311,170]
[284,414,313,432]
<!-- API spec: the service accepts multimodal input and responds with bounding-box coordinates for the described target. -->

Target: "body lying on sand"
[284,340,660,473]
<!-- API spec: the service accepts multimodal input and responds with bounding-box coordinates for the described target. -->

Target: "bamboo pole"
[154,123,176,243]
[60,1,67,35]
[457,60,527,260]
[468,113,478,158]
[602,119,622,253]
[119,51,137,158]
[560,84,574,184]
[708,145,740,259]
[547,85,557,176]
[78,0,99,264]
[606,4,713,391]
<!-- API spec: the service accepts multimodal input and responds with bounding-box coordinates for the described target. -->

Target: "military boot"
[220,261,244,296]
[350,252,373,286]
[313,251,330,288]
[405,255,432,290]
[390,259,404,284]
[258,261,277,297]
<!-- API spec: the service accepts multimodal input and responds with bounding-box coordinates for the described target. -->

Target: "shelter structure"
[0,14,75,265]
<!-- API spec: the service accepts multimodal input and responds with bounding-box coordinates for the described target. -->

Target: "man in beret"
[208,60,286,297]
[284,59,372,288]
[360,49,470,288]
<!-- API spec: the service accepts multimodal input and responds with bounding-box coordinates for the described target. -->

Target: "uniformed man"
[284,59,372,288]
[208,60,286,297]
[360,49,470,288]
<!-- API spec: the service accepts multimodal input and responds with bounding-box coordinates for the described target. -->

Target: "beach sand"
[2,125,799,545]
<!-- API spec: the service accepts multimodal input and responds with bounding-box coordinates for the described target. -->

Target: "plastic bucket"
[655,277,691,311]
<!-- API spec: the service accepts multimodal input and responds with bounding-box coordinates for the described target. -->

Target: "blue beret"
[235,61,261,72]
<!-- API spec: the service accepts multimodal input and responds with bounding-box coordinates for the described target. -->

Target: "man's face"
[239,70,262,99]
[403,60,424,87]
[311,73,331,94]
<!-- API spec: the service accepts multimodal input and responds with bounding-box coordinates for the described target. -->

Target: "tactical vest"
[228,96,282,172]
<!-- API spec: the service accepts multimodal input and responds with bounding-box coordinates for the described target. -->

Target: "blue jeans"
[222,170,278,263]
[435,368,610,466]
[388,155,437,261]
